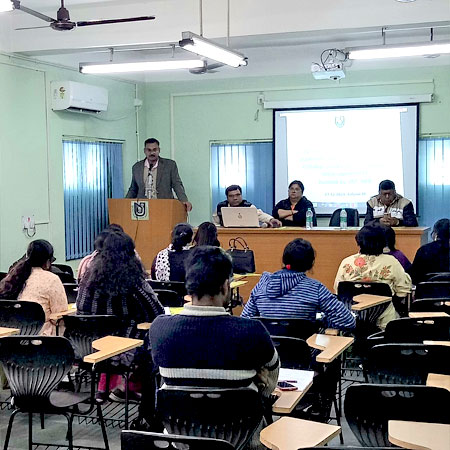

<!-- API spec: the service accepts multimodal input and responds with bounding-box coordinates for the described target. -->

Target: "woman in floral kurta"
[334,224,412,329]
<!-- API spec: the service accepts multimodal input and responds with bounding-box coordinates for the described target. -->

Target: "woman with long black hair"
[0,239,68,335]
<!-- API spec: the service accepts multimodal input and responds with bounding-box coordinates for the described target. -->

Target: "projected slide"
[275,105,417,215]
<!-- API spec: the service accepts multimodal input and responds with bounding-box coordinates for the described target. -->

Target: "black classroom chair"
[329,208,360,227]
[63,315,137,424]
[156,388,263,450]
[153,289,184,307]
[345,384,450,447]
[121,430,234,450]
[271,336,311,369]
[366,343,450,385]
[415,281,450,299]
[251,317,318,340]
[368,316,450,345]
[147,280,186,297]
[0,299,45,335]
[63,283,78,304]
[0,336,109,450]
[410,297,450,314]
[423,272,450,281]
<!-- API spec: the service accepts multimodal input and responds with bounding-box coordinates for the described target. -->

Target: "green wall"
[145,65,450,226]
[0,55,146,271]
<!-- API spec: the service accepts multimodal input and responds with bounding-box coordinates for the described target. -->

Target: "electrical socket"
[22,215,35,230]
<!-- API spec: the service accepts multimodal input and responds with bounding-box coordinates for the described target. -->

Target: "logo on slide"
[131,201,149,220]
[335,116,345,128]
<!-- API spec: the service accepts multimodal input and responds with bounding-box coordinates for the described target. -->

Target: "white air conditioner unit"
[51,81,108,113]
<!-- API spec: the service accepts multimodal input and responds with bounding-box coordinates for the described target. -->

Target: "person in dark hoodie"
[241,238,355,330]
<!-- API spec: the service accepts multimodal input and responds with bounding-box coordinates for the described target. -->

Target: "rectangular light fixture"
[179,31,247,68]
[0,0,13,12]
[347,41,450,60]
[80,59,205,74]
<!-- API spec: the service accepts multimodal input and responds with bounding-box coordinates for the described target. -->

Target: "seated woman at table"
[334,223,412,328]
[192,221,220,247]
[408,218,450,285]
[151,223,193,282]
[272,180,317,227]
[77,231,164,402]
[0,239,68,336]
[241,238,355,330]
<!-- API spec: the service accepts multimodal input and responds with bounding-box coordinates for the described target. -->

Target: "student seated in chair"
[241,238,355,331]
[150,246,280,449]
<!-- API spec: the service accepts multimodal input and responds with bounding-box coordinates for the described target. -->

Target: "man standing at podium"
[126,138,192,212]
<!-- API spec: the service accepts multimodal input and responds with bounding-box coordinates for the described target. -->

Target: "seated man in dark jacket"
[364,179,418,227]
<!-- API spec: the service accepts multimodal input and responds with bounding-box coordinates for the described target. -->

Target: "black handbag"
[226,237,256,274]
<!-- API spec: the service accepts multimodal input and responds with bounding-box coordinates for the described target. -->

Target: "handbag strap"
[228,237,250,250]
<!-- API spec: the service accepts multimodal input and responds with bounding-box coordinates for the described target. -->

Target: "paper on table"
[278,368,314,391]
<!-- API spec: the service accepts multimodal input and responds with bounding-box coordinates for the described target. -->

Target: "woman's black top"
[272,197,317,227]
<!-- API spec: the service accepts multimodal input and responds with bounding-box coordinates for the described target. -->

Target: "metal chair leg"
[28,412,33,450]
[97,404,110,450]
[40,412,45,429]
[63,412,74,450]
[3,409,20,450]
[124,372,129,429]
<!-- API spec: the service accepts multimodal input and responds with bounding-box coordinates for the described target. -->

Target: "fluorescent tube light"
[0,0,13,12]
[80,59,205,74]
[348,41,450,60]
[179,31,247,68]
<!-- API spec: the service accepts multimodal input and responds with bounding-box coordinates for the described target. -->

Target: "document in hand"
[278,368,314,392]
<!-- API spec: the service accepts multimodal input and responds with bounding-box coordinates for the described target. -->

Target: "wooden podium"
[108,199,187,269]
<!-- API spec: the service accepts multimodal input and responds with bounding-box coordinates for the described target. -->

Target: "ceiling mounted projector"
[311,62,346,80]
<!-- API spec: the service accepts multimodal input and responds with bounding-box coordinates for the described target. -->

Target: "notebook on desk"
[221,207,260,228]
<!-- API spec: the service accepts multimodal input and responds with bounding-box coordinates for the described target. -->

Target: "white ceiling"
[1,0,449,82]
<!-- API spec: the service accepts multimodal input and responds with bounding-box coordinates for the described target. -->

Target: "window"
[418,136,450,229]
[63,139,124,260]
[211,141,274,215]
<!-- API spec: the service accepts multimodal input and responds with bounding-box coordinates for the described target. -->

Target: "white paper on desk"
[164,307,171,315]
[278,368,314,391]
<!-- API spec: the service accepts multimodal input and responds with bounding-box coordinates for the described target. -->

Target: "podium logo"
[131,201,149,220]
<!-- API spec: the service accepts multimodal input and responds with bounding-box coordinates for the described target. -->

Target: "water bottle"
[340,208,347,230]
[306,208,313,230]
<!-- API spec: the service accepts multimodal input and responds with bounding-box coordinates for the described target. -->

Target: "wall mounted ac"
[51,81,108,114]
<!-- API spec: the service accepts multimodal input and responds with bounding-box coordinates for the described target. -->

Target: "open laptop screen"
[221,207,260,228]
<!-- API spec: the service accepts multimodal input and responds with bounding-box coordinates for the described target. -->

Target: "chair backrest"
[148,280,186,297]
[410,298,450,314]
[424,272,450,281]
[153,289,184,307]
[345,384,450,447]
[63,283,78,304]
[329,208,360,227]
[251,317,318,340]
[383,316,450,343]
[0,299,45,335]
[415,281,450,299]
[0,336,74,411]
[121,431,234,450]
[53,263,74,278]
[63,314,121,362]
[271,336,311,369]
[156,388,263,450]
[367,343,450,384]
[337,281,391,337]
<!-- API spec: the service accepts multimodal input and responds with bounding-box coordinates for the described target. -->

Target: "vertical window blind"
[211,141,274,215]
[418,137,450,230]
[63,139,123,260]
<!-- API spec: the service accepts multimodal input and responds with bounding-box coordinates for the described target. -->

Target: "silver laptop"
[221,207,260,228]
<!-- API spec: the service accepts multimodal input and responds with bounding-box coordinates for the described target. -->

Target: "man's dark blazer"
[125,157,188,201]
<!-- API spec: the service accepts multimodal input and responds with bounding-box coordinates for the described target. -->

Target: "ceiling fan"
[189,61,223,74]
[12,0,155,31]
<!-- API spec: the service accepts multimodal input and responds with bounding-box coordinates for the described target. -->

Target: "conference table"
[217,226,428,295]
